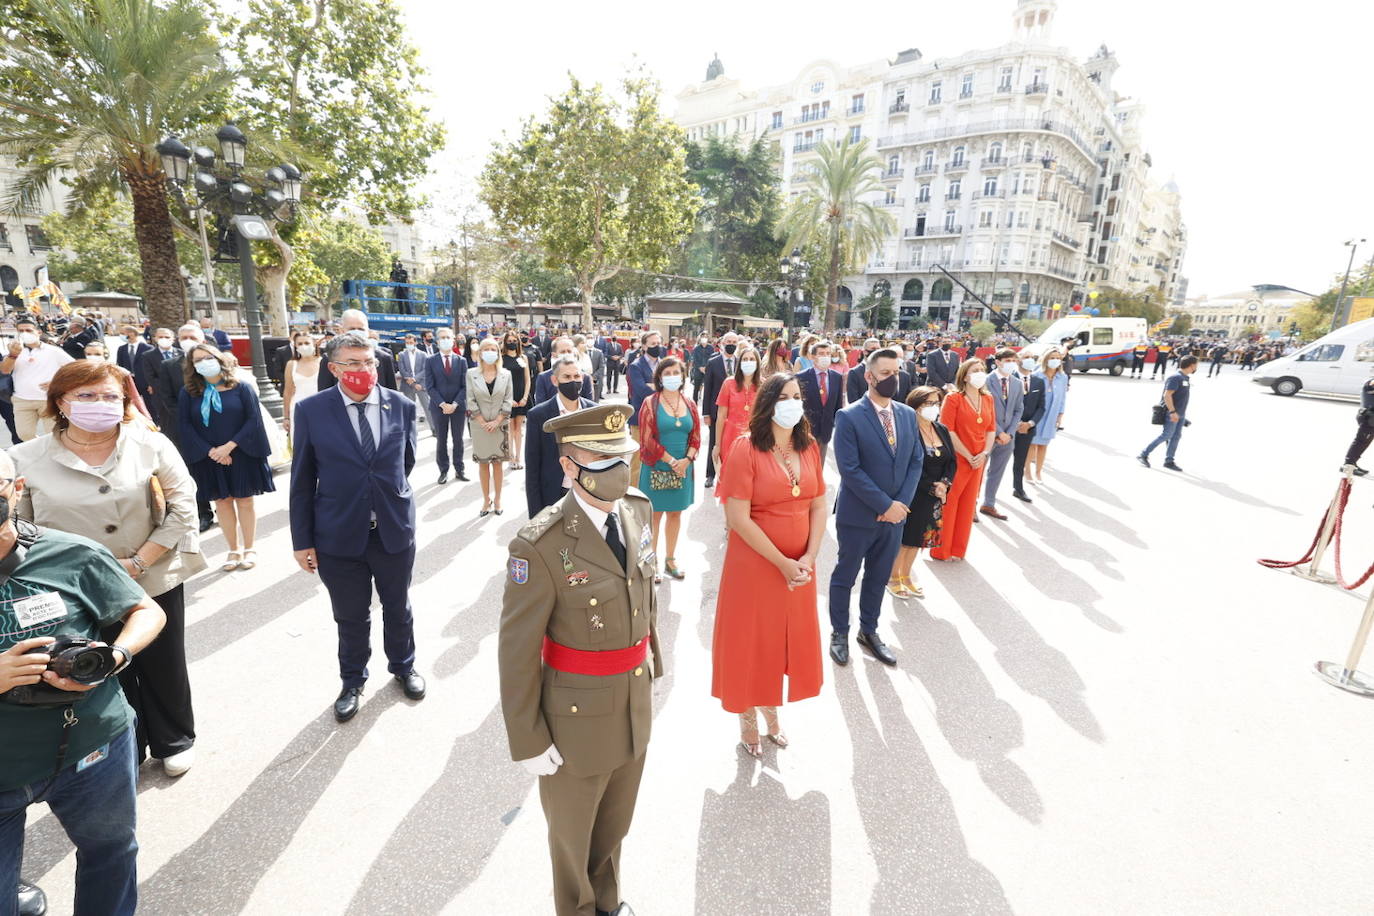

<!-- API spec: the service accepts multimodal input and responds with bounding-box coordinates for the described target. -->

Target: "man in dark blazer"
[153,323,203,449]
[626,330,663,482]
[290,331,425,723]
[424,329,469,484]
[532,337,593,404]
[829,348,922,668]
[396,333,430,422]
[316,310,398,392]
[844,339,882,404]
[137,327,176,426]
[533,326,554,363]
[796,339,842,464]
[700,330,740,488]
[59,316,99,360]
[1010,353,1047,502]
[199,317,231,350]
[603,335,624,394]
[116,324,152,377]
[924,339,961,391]
[979,348,1026,520]
[523,356,594,518]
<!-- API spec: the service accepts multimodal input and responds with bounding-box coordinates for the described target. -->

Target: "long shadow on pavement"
[971,521,1121,633]
[1169,472,1301,516]
[138,691,404,912]
[1043,489,1148,551]
[836,664,1012,914]
[184,566,325,664]
[1048,470,1131,512]
[926,563,1104,743]
[888,600,1043,823]
[694,751,831,915]
[1013,497,1126,583]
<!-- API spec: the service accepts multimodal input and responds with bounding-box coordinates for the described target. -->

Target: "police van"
[1019,316,1148,375]
[1253,317,1374,398]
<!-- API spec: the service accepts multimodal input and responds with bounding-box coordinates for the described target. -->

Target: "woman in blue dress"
[1028,345,1070,484]
[635,356,701,583]
[178,344,275,571]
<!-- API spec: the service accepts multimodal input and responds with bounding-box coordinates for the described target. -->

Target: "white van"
[1019,316,1148,376]
[1253,317,1374,398]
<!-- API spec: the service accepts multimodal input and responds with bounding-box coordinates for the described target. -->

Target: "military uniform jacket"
[499,488,663,778]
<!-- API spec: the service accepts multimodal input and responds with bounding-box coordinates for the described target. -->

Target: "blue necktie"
[353,402,375,463]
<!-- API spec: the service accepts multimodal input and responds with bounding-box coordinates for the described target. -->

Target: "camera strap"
[53,706,79,775]
[0,520,41,589]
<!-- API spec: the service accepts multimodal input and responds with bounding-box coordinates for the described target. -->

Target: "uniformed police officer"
[499,403,662,916]
[1343,375,1374,476]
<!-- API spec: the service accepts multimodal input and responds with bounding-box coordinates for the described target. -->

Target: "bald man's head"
[339,309,369,333]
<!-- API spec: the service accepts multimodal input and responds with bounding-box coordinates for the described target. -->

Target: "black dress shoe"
[829,631,849,666]
[1163,460,1183,472]
[396,670,426,700]
[1136,454,1150,468]
[1348,464,1368,477]
[18,879,47,916]
[596,904,635,916]
[437,472,448,485]
[857,630,897,667]
[1013,489,1032,503]
[334,686,363,722]
[198,516,216,533]
[704,478,715,489]
[456,471,470,482]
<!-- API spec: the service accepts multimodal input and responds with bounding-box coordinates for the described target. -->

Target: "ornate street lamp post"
[777,247,811,329]
[158,124,302,420]
[522,283,539,329]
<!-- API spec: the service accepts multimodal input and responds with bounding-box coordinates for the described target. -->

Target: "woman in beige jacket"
[8,360,207,777]
[466,337,513,516]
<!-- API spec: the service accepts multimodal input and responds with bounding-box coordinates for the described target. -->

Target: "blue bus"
[343,280,456,343]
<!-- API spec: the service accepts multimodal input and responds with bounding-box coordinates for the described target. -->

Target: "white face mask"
[438,337,454,352]
[1047,358,1063,370]
[968,371,989,389]
[18,332,38,346]
[194,358,221,378]
[919,404,941,422]
[297,344,316,358]
[661,374,683,391]
[814,356,832,369]
[773,398,805,429]
[481,350,499,364]
[405,343,416,350]
[997,362,1016,376]
[85,355,105,364]
[1021,358,1037,372]
[739,360,758,376]
[156,337,174,350]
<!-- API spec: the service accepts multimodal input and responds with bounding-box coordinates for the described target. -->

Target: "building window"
[983,177,998,195]
[988,141,1003,162]
[850,125,862,144]
[929,81,942,104]
[998,66,1013,91]
[960,74,974,98]
[1023,142,1034,162]
[884,188,897,204]
[979,210,993,227]
[24,225,52,252]
[851,93,865,114]
[947,180,961,199]
[917,184,931,202]
[811,80,825,94]
[888,154,900,173]
[0,224,10,252]
[921,150,934,169]
[952,146,965,166]
[771,111,783,130]
[944,210,956,231]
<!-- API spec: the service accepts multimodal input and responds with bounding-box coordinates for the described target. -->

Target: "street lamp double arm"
[157,124,304,420]
[777,247,810,329]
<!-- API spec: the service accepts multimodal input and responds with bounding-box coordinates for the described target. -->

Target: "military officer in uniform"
[499,403,662,916]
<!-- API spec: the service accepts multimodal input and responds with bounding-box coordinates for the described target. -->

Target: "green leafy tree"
[291,214,391,313]
[1167,312,1193,335]
[969,320,997,344]
[780,138,896,331]
[1091,285,1165,326]
[683,136,782,282]
[223,0,445,331]
[481,72,699,330]
[1,0,236,331]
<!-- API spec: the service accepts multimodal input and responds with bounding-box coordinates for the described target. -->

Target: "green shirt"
[0,528,146,791]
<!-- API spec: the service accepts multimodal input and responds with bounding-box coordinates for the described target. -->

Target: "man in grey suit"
[576,334,605,402]
[979,348,1025,520]
[396,333,430,426]
[924,339,960,391]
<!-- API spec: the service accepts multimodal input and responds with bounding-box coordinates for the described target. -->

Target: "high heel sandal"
[760,706,788,749]
[664,558,685,580]
[886,577,913,599]
[479,500,492,518]
[902,576,924,599]
[738,709,762,759]
[221,551,241,572]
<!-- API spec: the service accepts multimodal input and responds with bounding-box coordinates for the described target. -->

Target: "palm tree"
[0,0,234,331]
[781,137,896,331]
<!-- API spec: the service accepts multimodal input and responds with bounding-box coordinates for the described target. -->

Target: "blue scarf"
[200,385,223,427]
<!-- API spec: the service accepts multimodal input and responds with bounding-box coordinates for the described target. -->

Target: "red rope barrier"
[1257,478,1374,590]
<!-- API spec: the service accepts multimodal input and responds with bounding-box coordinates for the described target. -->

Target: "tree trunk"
[824,234,842,332]
[125,166,187,332]
[257,231,294,336]
[580,280,594,331]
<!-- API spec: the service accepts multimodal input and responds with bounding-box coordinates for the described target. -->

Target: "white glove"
[519,744,564,776]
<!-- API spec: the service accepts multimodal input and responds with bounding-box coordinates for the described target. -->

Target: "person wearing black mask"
[627,331,663,482]
[925,338,960,391]
[502,330,533,468]
[524,356,595,517]
[689,334,714,404]
[700,331,740,488]
[845,338,882,404]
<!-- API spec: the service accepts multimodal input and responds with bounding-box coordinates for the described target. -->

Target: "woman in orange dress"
[929,358,995,562]
[712,373,828,757]
[711,343,761,478]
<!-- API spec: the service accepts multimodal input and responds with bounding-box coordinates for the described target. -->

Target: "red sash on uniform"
[541,635,649,676]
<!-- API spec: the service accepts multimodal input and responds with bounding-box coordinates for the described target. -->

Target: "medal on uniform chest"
[566,570,589,586]
[589,613,604,629]
[559,547,574,572]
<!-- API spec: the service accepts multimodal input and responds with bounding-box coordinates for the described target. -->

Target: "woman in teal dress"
[635,357,702,583]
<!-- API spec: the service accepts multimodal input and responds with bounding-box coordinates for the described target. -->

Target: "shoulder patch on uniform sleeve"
[508,557,529,584]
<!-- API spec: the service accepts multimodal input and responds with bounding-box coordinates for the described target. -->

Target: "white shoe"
[162,747,195,777]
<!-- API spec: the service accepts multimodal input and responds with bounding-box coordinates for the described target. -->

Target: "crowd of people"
[0,301,1292,916]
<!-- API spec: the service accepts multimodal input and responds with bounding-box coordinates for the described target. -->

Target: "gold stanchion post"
[1314,588,1374,697]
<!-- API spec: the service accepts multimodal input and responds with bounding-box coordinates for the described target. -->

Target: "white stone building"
[1184,288,1306,337]
[673,0,1187,329]
[0,155,73,306]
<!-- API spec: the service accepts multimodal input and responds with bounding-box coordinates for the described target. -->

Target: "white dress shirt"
[339,383,382,447]
[572,489,621,540]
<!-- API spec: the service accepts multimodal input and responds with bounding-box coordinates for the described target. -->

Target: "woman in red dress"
[930,358,995,562]
[712,373,828,757]
[711,343,761,478]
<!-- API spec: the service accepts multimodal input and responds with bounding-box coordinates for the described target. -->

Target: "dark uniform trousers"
[317,529,417,688]
[430,406,466,476]
[1011,430,1033,493]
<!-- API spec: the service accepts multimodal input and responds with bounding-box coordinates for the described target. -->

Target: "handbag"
[147,474,167,525]
[1150,402,1168,426]
[649,468,684,490]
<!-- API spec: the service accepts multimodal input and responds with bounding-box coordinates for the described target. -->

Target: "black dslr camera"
[27,635,120,685]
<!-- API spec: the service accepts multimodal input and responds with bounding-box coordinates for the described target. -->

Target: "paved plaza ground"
[21,366,1374,915]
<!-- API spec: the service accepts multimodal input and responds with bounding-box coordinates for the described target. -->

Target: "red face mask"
[341,369,377,397]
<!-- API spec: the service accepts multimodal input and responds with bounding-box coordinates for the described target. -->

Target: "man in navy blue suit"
[289,331,425,723]
[424,327,469,484]
[699,330,739,488]
[115,324,152,377]
[829,347,922,667]
[532,336,592,404]
[523,356,594,517]
[796,339,842,464]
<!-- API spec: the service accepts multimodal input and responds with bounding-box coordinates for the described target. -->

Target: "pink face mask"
[66,401,123,433]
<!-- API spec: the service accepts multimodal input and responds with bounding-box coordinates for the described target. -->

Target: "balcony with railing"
[847,104,865,116]
[995,83,1013,94]
[913,163,939,176]
[882,168,904,181]
[1025,82,1049,95]
[793,110,831,125]
[981,156,1007,170]
[944,191,962,201]
[1046,264,1077,279]
[791,171,817,184]
[876,117,1095,162]
[958,89,974,100]
[1037,191,1059,202]
[971,189,1006,200]
[1050,229,1081,249]
[944,159,970,174]
[877,198,905,208]
[904,224,962,237]
[792,140,819,153]
[889,100,910,114]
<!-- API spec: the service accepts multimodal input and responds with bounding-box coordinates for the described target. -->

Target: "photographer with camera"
[0,448,165,916]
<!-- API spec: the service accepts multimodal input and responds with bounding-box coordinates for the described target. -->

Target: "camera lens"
[62,647,115,685]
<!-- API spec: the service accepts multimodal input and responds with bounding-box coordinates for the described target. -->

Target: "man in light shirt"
[0,316,74,440]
